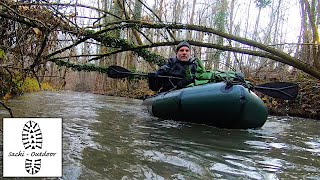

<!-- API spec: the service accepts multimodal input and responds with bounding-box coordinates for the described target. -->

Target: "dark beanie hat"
[176,41,190,52]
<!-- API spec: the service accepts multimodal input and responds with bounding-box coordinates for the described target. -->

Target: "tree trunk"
[214,0,227,70]
[187,0,197,40]
[226,0,236,70]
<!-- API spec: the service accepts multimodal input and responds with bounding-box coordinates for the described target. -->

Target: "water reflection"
[0,91,319,179]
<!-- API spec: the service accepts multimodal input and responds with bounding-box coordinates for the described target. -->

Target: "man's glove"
[147,73,157,79]
[177,78,194,89]
[148,73,161,91]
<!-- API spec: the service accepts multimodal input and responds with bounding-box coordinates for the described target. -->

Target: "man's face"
[176,46,191,62]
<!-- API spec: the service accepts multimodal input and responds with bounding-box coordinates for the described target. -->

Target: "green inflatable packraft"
[142,71,268,129]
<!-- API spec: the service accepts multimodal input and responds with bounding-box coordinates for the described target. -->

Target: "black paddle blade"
[254,82,299,100]
[107,66,131,78]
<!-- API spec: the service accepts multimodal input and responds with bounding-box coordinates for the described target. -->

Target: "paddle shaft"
[137,73,183,80]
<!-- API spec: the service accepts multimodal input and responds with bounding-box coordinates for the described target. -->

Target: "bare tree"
[297,0,320,72]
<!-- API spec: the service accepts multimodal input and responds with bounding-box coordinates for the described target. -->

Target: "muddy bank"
[265,80,320,120]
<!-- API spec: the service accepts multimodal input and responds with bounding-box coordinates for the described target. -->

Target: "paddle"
[107,65,183,80]
[107,65,142,79]
[107,66,298,100]
[254,82,298,100]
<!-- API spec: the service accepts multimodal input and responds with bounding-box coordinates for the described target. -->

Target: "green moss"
[85,29,96,35]
[41,82,55,91]
[53,60,109,73]
[22,77,40,92]
[20,78,56,92]
[0,49,6,59]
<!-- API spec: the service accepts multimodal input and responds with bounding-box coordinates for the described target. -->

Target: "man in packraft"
[148,41,205,92]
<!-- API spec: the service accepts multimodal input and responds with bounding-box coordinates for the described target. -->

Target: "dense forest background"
[0,0,319,117]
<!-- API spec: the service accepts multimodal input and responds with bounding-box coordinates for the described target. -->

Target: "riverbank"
[1,78,319,120]
[266,79,320,119]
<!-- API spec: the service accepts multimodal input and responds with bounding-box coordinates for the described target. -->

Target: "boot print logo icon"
[3,118,62,177]
[22,120,43,174]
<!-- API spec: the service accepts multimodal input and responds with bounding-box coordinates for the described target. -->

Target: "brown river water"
[0,91,319,179]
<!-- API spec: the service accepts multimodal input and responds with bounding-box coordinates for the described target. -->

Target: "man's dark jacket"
[148,57,198,92]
